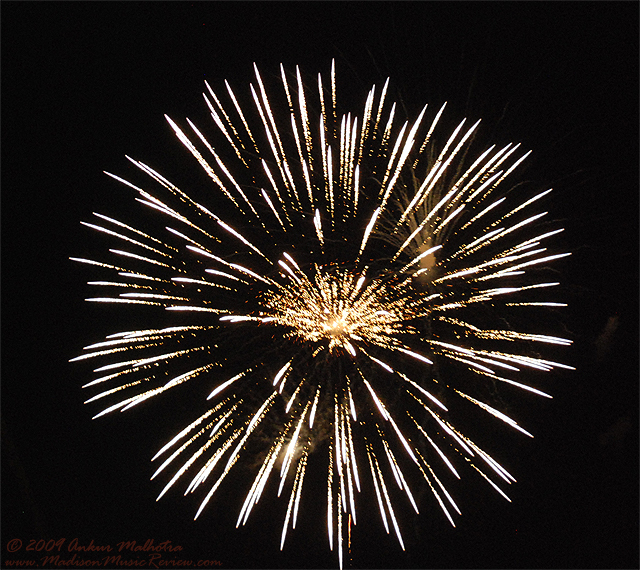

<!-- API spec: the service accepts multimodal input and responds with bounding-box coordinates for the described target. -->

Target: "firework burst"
[72,61,573,567]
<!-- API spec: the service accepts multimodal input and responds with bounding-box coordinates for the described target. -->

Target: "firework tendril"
[72,61,573,567]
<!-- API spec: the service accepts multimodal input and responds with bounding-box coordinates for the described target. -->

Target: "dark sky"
[2,2,638,570]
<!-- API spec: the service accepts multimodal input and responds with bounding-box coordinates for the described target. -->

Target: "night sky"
[2,3,638,569]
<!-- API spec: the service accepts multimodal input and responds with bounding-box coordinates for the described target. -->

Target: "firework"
[71,61,572,567]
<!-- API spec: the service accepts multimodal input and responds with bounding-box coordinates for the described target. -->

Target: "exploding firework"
[71,61,573,567]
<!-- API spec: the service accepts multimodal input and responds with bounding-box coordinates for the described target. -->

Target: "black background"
[2,2,638,569]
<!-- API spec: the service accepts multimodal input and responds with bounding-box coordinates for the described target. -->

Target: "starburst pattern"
[72,61,572,567]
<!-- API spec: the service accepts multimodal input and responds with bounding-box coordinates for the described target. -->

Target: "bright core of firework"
[71,60,573,569]
[262,264,412,356]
